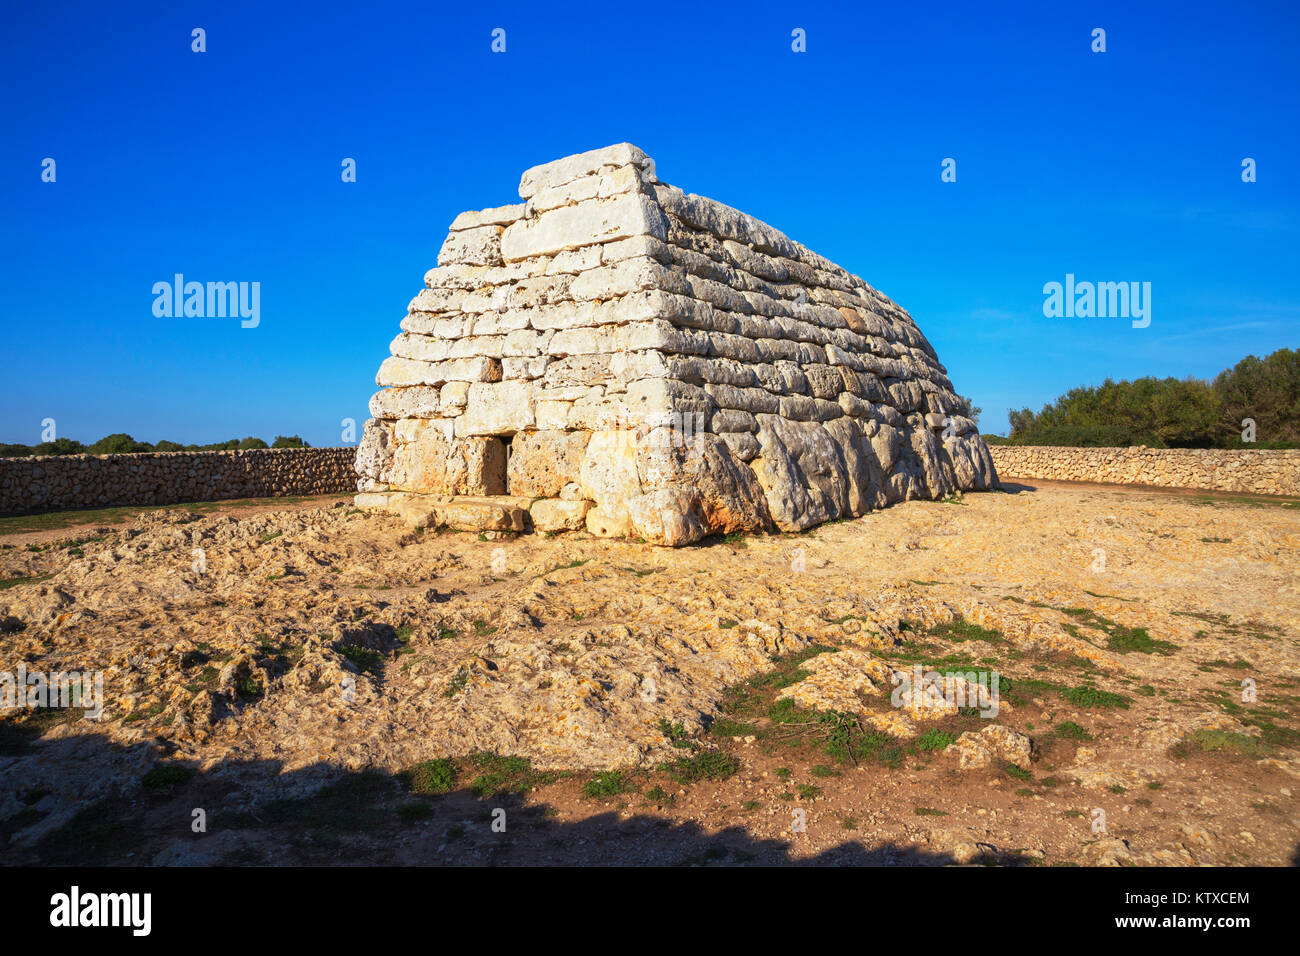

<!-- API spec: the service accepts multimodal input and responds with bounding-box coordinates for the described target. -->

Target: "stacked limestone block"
[355,143,997,545]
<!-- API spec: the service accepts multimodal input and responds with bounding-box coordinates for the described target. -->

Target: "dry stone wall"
[990,446,1300,497]
[356,143,998,544]
[0,448,356,515]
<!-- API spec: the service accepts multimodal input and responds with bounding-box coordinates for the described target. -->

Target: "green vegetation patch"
[1177,729,1264,758]
[141,764,194,792]
[1063,685,1129,709]
[466,752,565,797]
[915,729,957,751]
[0,574,55,591]
[664,750,739,784]
[401,758,457,796]
[582,770,636,798]
[1057,607,1177,655]
[748,643,839,691]
[1053,721,1091,740]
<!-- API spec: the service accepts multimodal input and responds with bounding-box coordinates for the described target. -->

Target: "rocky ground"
[1,483,1298,866]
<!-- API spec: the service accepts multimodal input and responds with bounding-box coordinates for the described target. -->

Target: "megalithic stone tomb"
[354,143,998,544]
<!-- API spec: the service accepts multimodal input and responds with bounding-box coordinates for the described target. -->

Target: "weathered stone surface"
[751,416,851,532]
[585,505,633,538]
[437,225,503,267]
[529,497,590,532]
[501,194,668,262]
[449,203,526,232]
[389,434,506,496]
[946,725,1034,771]
[908,426,956,500]
[371,386,440,420]
[355,418,394,485]
[353,142,1006,543]
[578,429,641,521]
[454,382,536,437]
[517,143,657,199]
[824,417,887,514]
[395,495,527,532]
[720,431,761,462]
[625,488,708,547]
[507,429,591,498]
[377,355,500,387]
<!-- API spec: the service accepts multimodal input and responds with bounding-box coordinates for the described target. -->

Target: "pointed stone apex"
[517,143,657,199]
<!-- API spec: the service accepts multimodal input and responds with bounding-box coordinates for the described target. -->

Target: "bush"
[1212,349,1300,446]
[27,438,86,457]
[88,433,152,455]
[1001,349,1299,448]
[956,395,981,427]
[1,434,314,455]
[402,758,457,795]
[582,770,635,798]
[141,764,193,791]
[1006,377,1218,447]
[665,750,739,784]
[915,729,957,751]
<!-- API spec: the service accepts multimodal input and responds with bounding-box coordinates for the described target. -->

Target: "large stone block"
[377,355,501,387]
[507,429,591,498]
[437,225,503,267]
[396,495,527,532]
[529,497,590,532]
[517,143,656,199]
[454,381,537,437]
[579,428,642,519]
[500,194,668,261]
[389,433,507,496]
[448,203,526,232]
[751,416,851,532]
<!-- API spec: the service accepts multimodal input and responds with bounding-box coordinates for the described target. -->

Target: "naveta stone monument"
[354,143,997,545]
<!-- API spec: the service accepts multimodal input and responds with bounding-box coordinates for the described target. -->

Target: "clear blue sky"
[2,0,1297,445]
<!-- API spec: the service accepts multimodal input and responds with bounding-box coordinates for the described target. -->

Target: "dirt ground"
[1,482,1298,866]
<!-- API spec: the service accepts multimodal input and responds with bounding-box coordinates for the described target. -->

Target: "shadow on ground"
[0,721,999,867]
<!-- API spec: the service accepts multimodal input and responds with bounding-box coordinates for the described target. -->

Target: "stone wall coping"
[988,445,1300,497]
[0,447,353,463]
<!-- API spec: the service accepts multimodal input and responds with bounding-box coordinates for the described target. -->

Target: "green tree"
[237,436,269,450]
[28,437,87,457]
[271,435,309,448]
[1212,349,1300,447]
[1007,408,1036,438]
[88,433,152,454]
[1004,377,1218,447]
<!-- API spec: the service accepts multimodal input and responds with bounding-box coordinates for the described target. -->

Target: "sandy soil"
[1,484,1297,866]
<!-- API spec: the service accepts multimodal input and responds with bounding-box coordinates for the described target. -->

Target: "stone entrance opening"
[498,432,514,496]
